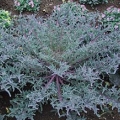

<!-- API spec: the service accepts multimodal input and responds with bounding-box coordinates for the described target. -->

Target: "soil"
[0,0,120,120]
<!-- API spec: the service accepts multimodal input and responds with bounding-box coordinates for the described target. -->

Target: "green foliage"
[0,2,120,120]
[79,0,108,5]
[66,112,86,120]
[14,0,41,12]
[0,10,11,28]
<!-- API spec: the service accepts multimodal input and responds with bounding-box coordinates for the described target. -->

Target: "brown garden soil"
[0,0,120,120]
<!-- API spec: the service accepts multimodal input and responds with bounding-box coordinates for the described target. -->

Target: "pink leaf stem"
[45,74,56,89]
[58,77,64,85]
[56,76,62,101]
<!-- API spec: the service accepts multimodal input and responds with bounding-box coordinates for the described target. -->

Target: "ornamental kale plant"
[14,0,41,12]
[79,0,108,5]
[0,2,120,120]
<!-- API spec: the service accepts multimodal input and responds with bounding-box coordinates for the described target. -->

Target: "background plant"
[79,0,108,5]
[101,7,120,29]
[0,2,120,120]
[0,10,12,28]
[14,0,41,12]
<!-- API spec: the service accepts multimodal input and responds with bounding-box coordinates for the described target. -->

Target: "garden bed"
[0,0,120,120]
